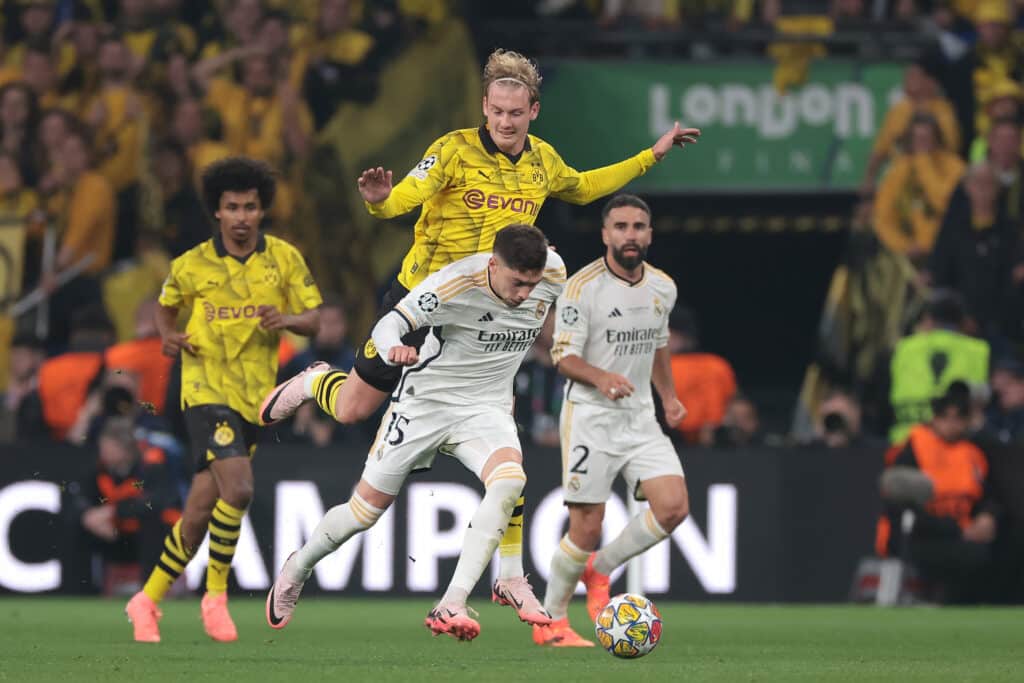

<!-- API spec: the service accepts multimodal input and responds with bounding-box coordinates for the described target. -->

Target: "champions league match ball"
[594,593,663,659]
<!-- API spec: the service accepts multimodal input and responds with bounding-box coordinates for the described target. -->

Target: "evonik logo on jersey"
[462,189,541,216]
[203,302,269,322]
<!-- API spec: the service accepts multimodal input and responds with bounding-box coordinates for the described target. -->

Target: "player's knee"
[485,461,527,507]
[334,398,372,425]
[654,500,688,533]
[220,479,254,509]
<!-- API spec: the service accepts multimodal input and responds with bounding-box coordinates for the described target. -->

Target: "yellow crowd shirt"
[158,233,323,423]
[367,125,657,290]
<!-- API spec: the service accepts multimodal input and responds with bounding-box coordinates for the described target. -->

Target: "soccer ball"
[594,593,663,659]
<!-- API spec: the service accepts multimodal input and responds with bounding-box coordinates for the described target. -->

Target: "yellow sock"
[206,499,245,595]
[312,370,348,420]
[498,496,525,578]
[142,519,194,603]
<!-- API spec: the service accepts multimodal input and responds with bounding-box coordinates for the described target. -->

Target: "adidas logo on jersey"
[478,312,494,322]
[608,308,623,318]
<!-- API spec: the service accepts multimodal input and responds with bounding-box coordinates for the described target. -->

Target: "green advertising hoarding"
[532,60,905,192]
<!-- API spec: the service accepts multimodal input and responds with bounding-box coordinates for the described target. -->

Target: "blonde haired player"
[534,194,689,647]
[260,49,699,624]
[266,225,565,640]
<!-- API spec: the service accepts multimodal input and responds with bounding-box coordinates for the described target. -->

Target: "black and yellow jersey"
[159,233,323,423]
[366,125,657,290]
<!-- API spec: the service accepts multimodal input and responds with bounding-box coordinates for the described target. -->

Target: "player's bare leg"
[331,370,389,424]
[427,449,530,640]
[267,479,391,629]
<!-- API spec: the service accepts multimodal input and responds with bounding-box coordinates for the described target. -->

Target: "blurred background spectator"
[65,416,181,595]
[876,382,998,603]
[666,305,737,444]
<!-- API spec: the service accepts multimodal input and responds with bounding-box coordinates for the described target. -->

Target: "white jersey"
[374,251,566,411]
[551,258,676,411]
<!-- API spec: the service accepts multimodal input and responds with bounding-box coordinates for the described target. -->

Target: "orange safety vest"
[38,351,104,440]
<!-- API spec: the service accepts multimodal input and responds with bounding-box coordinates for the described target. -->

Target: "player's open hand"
[357,167,393,204]
[257,305,289,330]
[663,397,688,428]
[388,345,419,366]
[652,122,700,161]
[597,372,635,401]
[162,331,196,357]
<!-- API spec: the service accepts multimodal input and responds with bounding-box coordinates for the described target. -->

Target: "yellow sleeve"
[365,134,452,219]
[546,146,657,205]
[63,176,115,273]
[934,100,962,153]
[911,153,964,213]
[873,158,913,254]
[158,257,189,309]
[282,243,323,314]
[871,104,907,158]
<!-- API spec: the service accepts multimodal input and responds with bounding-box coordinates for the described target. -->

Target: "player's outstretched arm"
[548,122,700,205]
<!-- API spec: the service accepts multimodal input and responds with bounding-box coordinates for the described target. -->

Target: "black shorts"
[184,404,262,474]
[353,279,430,393]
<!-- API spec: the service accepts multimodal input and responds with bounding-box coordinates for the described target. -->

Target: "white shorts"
[560,401,684,504]
[361,400,522,495]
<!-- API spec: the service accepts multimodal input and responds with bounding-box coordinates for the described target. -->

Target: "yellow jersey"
[366,125,657,290]
[159,233,323,423]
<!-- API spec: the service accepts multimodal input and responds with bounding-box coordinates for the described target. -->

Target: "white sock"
[440,462,526,605]
[593,509,667,576]
[290,493,384,578]
[302,370,328,396]
[543,535,589,620]
[498,554,523,580]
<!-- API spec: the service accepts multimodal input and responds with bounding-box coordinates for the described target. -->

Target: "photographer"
[811,390,883,449]
[67,418,181,595]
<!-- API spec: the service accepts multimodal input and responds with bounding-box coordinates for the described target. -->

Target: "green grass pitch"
[0,597,1021,682]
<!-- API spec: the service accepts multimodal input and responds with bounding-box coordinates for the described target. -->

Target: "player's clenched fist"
[388,345,419,366]
[662,397,687,428]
